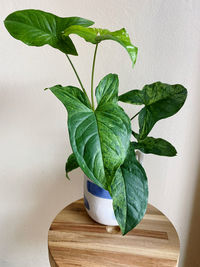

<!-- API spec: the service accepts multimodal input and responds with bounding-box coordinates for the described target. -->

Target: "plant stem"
[131,111,140,120]
[66,54,92,107]
[91,44,98,110]
[66,54,85,91]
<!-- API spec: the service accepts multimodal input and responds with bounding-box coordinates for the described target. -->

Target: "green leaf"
[111,143,148,235]
[48,74,131,189]
[133,137,177,156]
[95,73,118,105]
[119,89,144,105]
[119,82,187,139]
[4,9,94,55]
[132,131,139,140]
[63,26,138,66]
[65,153,79,179]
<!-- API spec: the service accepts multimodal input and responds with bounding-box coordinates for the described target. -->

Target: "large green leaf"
[65,153,79,179]
[48,74,131,189]
[63,26,138,66]
[119,82,187,139]
[133,137,177,156]
[4,9,94,55]
[111,143,148,235]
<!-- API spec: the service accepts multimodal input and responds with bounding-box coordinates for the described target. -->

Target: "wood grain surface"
[48,199,180,267]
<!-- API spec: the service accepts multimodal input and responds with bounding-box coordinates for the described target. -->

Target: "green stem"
[131,111,140,120]
[66,54,91,105]
[91,44,98,110]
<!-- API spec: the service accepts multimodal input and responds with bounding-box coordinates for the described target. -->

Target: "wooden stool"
[48,199,180,267]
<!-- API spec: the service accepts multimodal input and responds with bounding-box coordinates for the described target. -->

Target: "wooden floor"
[48,199,180,267]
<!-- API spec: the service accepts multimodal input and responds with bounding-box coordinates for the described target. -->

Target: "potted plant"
[4,9,187,235]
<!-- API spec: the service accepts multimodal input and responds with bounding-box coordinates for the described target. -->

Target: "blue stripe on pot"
[87,180,112,199]
[84,195,90,210]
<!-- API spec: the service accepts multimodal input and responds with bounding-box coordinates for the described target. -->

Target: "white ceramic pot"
[84,175,118,225]
[83,151,143,226]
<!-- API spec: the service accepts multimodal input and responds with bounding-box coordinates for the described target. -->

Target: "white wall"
[1,1,200,266]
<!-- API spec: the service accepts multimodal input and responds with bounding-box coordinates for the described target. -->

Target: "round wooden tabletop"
[48,199,180,267]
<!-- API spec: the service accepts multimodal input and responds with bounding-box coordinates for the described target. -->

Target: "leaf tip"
[66,172,70,180]
[131,46,138,68]
[121,227,129,236]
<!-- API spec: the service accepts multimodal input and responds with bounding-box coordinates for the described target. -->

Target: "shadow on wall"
[183,163,200,267]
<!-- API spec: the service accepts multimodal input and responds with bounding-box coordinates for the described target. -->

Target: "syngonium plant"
[4,9,187,235]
